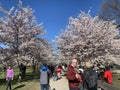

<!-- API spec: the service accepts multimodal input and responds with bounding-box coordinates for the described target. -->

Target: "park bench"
[98,80,120,90]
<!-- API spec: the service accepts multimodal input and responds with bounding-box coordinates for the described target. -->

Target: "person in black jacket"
[20,63,26,79]
[82,61,98,90]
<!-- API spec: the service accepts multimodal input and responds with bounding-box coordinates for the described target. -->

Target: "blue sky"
[0,0,103,41]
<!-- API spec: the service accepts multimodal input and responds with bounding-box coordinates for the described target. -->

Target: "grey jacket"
[40,69,50,84]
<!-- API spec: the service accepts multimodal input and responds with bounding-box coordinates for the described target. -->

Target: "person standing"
[103,66,112,84]
[82,61,98,90]
[66,58,81,90]
[56,65,62,79]
[40,63,51,90]
[20,63,26,79]
[6,65,14,90]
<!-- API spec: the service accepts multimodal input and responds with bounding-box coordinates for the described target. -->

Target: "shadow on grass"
[13,84,25,90]
[0,78,6,85]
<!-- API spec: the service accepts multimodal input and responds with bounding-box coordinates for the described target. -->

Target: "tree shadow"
[0,78,6,85]
[13,84,25,90]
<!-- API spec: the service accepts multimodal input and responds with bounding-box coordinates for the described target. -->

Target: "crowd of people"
[3,59,113,90]
[39,58,113,90]
[66,58,113,90]
[66,59,98,90]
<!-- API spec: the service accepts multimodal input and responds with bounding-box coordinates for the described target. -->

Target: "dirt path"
[13,76,102,90]
[50,76,69,90]
[15,76,69,90]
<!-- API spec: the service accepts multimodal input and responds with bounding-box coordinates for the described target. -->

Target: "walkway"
[50,76,69,90]
[14,76,102,90]
[50,76,101,90]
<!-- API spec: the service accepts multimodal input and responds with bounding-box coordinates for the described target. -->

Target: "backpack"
[84,68,98,88]
[40,66,50,84]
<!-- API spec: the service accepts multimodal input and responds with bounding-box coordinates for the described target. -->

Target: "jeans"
[6,78,12,90]
[41,84,49,90]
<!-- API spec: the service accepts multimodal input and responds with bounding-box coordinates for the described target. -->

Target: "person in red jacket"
[56,65,62,79]
[66,58,81,90]
[103,66,112,84]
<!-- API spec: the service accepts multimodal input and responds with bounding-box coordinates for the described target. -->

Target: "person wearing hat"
[40,63,51,90]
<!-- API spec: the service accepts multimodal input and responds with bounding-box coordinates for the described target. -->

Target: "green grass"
[0,66,40,90]
[0,80,39,90]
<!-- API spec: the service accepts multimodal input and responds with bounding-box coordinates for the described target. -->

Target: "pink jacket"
[6,69,14,78]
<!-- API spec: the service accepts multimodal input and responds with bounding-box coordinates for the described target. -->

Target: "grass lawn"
[0,66,40,90]
[0,80,40,90]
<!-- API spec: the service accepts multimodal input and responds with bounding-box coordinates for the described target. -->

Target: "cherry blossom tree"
[0,1,51,67]
[56,11,118,64]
